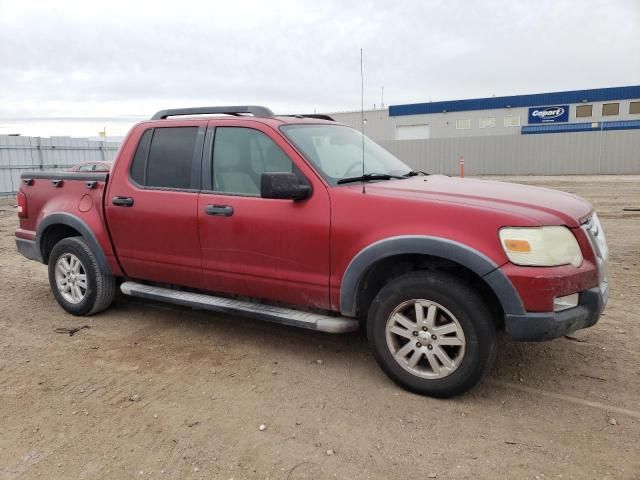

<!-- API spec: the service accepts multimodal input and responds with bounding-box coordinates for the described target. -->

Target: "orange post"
[459,155,465,177]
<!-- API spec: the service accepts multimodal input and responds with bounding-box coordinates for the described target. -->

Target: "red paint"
[501,260,597,311]
[16,114,601,316]
[78,194,93,212]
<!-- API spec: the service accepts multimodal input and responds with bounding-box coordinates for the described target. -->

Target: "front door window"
[212,127,293,196]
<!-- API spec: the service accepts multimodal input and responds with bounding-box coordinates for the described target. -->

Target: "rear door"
[197,120,332,309]
[106,121,206,289]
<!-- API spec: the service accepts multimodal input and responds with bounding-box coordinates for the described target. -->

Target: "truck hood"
[365,175,593,227]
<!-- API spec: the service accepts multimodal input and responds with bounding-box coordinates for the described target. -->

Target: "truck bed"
[16,170,121,275]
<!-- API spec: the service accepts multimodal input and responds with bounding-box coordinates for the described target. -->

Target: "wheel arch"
[340,235,525,320]
[36,213,112,275]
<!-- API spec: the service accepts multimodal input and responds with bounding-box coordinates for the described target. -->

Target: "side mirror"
[261,172,311,201]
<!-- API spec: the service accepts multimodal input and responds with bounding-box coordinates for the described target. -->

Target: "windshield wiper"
[337,173,406,185]
[403,170,430,177]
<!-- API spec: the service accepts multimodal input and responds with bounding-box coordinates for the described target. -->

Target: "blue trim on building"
[389,86,640,117]
[521,119,640,135]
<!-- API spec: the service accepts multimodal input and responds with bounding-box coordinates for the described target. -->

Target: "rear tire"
[48,237,116,316]
[367,271,496,398]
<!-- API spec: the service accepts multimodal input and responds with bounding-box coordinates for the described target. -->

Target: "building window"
[455,118,471,129]
[630,101,640,114]
[479,117,495,128]
[395,124,431,140]
[504,115,520,127]
[602,103,619,116]
[576,104,593,118]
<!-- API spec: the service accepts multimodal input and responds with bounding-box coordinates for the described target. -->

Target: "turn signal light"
[503,239,531,252]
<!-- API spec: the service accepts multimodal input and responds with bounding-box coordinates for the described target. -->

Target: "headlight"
[499,226,583,267]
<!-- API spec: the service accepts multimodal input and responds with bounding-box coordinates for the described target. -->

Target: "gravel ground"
[0,176,639,480]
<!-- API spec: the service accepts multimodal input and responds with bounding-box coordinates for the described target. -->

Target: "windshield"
[280,124,412,185]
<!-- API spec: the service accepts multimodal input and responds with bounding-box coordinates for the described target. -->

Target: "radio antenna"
[360,48,366,194]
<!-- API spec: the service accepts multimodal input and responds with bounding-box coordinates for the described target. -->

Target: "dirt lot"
[0,176,638,480]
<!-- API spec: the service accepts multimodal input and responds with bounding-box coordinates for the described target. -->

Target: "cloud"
[0,0,638,136]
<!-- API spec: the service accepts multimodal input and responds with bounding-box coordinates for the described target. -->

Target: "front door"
[106,121,206,289]
[197,120,331,309]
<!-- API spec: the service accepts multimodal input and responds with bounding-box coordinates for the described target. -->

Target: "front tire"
[367,271,496,398]
[48,237,116,316]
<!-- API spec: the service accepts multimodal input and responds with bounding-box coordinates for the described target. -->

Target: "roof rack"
[150,105,274,120]
[284,114,335,121]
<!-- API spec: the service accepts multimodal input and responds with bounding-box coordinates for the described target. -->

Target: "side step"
[120,281,358,334]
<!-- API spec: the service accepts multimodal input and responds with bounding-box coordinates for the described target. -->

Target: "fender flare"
[36,212,112,275]
[339,235,525,317]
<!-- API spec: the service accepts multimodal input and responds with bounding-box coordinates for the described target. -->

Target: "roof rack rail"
[284,114,335,121]
[151,105,274,120]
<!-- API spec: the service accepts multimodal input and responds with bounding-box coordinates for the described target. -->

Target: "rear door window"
[147,127,198,189]
[130,127,199,189]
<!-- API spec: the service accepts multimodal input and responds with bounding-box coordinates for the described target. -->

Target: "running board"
[120,281,358,334]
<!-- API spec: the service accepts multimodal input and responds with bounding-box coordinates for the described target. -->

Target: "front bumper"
[505,284,607,341]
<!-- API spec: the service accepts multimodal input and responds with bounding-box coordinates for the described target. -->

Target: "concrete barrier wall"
[0,135,119,195]
[379,130,640,176]
[2,130,639,195]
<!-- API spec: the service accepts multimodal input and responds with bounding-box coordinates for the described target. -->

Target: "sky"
[0,0,639,138]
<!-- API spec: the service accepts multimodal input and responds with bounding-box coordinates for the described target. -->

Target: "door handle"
[205,204,234,217]
[112,196,134,207]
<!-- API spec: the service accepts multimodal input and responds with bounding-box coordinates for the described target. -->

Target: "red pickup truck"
[15,105,609,397]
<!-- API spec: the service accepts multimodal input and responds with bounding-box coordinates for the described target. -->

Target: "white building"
[329,85,640,142]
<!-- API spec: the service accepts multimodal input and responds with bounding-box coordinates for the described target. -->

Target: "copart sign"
[528,105,569,124]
